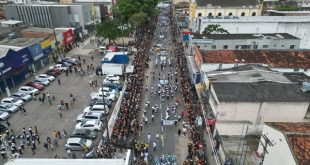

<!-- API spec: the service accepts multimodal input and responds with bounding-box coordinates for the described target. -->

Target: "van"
[98,46,107,54]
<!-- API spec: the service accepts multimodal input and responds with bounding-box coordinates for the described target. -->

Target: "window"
[235,45,239,49]
[211,45,216,49]
[197,45,201,48]
[204,45,208,48]
[252,12,256,16]
[223,45,228,49]
[274,45,277,47]
[253,45,258,49]
[228,12,233,16]
[263,45,269,48]
[208,13,212,16]
[290,45,295,49]
[241,12,245,16]
[218,12,222,16]
[281,45,285,47]
[198,13,202,17]
[240,45,251,49]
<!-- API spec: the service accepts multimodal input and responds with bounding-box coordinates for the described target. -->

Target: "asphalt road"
[0,47,115,164]
[137,10,188,165]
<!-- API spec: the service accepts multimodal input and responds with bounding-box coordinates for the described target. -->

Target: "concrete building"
[257,122,310,165]
[193,48,310,76]
[201,65,310,135]
[192,16,310,49]
[189,0,261,29]
[188,33,301,51]
[4,3,92,29]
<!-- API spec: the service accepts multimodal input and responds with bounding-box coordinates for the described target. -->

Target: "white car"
[34,77,50,86]
[0,111,9,121]
[76,111,104,123]
[103,79,120,84]
[90,92,116,101]
[19,86,39,95]
[12,92,32,102]
[36,74,55,81]
[65,138,93,151]
[98,87,119,96]
[54,64,68,71]
[0,103,18,113]
[1,97,24,107]
[83,105,109,115]
[75,120,103,132]
[106,75,120,81]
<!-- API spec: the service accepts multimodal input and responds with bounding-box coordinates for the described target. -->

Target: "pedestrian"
[32,93,36,101]
[153,141,157,151]
[59,109,62,118]
[6,121,10,127]
[151,114,154,122]
[48,97,52,105]
[32,140,36,150]
[144,116,148,125]
[91,56,94,61]
[65,102,69,111]
[57,78,61,85]
[72,152,76,159]
[50,143,54,151]
[31,145,35,155]
[83,59,86,64]
[35,134,40,144]
[147,133,151,143]
[43,142,48,151]
[178,128,181,136]
[67,149,71,158]
[182,127,187,136]
[140,122,143,131]
[34,125,38,134]
[22,107,27,115]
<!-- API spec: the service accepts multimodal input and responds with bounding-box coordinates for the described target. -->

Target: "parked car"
[18,86,39,95]
[103,78,120,84]
[102,82,122,91]
[0,111,9,121]
[0,103,18,113]
[90,92,116,101]
[57,61,72,67]
[35,74,55,81]
[65,137,93,151]
[98,87,119,97]
[105,74,120,81]
[63,57,78,65]
[54,64,68,71]
[34,77,50,86]
[25,82,45,91]
[89,99,112,108]
[45,70,59,77]
[11,92,32,102]
[48,67,61,74]
[70,129,97,139]
[83,105,109,115]
[75,120,103,132]
[76,112,104,123]
[1,97,24,107]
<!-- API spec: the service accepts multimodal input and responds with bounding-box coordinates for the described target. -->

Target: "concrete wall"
[194,16,310,49]
[3,5,19,20]
[195,7,260,17]
[50,6,70,27]
[257,125,297,165]
[193,38,300,50]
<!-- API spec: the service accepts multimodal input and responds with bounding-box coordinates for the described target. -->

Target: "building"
[20,27,55,39]
[188,33,300,51]
[266,10,310,16]
[192,16,310,49]
[201,65,310,135]
[257,122,310,165]
[4,3,92,30]
[193,48,310,76]
[189,0,261,29]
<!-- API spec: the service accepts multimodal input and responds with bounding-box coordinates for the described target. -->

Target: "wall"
[3,5,19,20]
[257,125,297,165]
[195,16,310,49]
[196,7,260,17]
[50,6,70,27]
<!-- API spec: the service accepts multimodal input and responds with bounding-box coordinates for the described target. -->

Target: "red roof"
[201,50,310,69]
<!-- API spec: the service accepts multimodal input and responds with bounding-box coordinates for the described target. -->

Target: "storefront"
[28,43,46,73]
[40,39,52,64]
[62,29,74,52]
[49,33,64,62]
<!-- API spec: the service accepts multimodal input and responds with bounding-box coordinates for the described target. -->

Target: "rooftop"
[21,27,54,34]
[0,20,23,25]
[196,0,259,7]
[212,81,310,102]
[265,122,310,165]
[191,33,300,40]
[199,16,310,23]
[200,50,310,69]
[0,38,44,47]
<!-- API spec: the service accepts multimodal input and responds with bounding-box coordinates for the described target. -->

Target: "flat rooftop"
[0,38,44,47]
[191,33,300,40]
[196,0,259,7]
[201,50,310,69]
[21,27,54,33]
[212,81,310,102]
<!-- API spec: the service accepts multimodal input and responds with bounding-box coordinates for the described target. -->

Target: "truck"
[101,63,124,76]
[101,52,129,64]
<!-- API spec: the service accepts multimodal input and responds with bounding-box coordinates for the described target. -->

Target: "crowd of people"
[110,15,158,148]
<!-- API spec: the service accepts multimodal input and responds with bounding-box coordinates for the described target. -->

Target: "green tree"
[202,24,229,35]
[129,12,148,29]
[95,19,121,46]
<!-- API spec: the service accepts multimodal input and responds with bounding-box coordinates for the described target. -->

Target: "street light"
[0,62,10,97]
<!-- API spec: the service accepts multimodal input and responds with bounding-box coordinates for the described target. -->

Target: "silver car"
[12,92,32,102]
[65,137,93,151]
[0,103,18,113]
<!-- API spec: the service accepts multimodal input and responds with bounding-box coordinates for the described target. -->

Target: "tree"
[129,12,148,29]
[95,19,121,46]
[202,24,229,35]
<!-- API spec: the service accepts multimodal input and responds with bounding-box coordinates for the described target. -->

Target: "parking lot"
[0,48,116,164]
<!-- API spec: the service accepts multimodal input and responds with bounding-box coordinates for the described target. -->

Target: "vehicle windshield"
[80,121,86,126]
[20,93,27,97]
[79,138,87,144]
[5,104,13,108]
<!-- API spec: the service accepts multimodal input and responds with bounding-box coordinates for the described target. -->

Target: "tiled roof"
[201,50,310,69]
[266,122,310,165]
[266,122,310,134]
